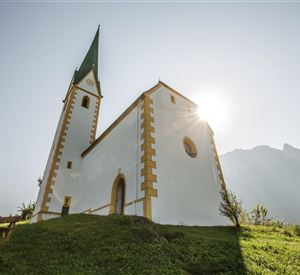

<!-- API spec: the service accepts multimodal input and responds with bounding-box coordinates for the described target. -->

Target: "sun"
[196,94,229,131]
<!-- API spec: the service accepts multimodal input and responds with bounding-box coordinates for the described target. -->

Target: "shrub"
[219,189,243,228]
[17,202,35,220]
[250,204,269,225]
[292,224,300,237]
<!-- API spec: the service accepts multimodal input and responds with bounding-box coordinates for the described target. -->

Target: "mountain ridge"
[220,143,300,224]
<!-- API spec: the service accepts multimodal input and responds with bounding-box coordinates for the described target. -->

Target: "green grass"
[0,214,299,274]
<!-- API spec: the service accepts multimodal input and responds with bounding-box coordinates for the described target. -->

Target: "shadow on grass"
[160,224,247,274]
[0,215,247,274]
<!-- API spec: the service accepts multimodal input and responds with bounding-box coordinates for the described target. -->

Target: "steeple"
[73,27,100,92]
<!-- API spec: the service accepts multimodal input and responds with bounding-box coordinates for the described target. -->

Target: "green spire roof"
[73,27,100,91]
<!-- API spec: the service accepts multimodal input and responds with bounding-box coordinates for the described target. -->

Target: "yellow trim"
[82,96,143,157]
[90,98,101,144]
[81,82,165,157]
[63,196,72,207]
[208,124,227,191]
[38,81,101,220]
[75,85,101,99]
[63,69,101,103]
[109,174,126,214]
[140,94,158,220]
[76,69,101,97]
[149,81,198,107]
[82,81,198,158]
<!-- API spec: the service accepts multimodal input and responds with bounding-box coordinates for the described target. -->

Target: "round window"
[183,136,197,158]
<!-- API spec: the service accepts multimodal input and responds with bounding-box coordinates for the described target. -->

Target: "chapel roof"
[81,81,200,157]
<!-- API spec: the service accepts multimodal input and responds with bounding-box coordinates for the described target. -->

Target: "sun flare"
[196,94,229,131]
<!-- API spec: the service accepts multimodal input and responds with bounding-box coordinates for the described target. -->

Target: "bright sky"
[0,2,299,215]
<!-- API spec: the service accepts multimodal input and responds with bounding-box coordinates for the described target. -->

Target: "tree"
[18,202,36,220]
[219,189,243,228]
[250,203,269,225]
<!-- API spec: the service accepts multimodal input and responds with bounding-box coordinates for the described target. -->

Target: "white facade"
[32,80,228,226]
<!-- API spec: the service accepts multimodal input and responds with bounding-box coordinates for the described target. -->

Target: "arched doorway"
[116,178,125,215]
[110,174,126,215]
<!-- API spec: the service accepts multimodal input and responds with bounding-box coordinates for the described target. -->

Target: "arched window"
[183,136,198,158]
[81,96,90,109]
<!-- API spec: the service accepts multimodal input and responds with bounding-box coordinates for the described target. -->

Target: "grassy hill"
[0,214,299,274]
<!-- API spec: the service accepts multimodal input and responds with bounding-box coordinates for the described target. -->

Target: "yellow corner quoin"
[82,81,192,158]
[38,87,78,222]
[90,98,101,144]
[140,93,158,220]
[208,124,227,191]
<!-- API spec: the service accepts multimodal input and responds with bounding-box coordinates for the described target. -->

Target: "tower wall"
[32,83,101,222]
[31,99,67,223]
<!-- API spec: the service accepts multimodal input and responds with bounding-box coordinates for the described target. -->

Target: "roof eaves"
[81,92,145,158]
[155,81,199,107]
[81,80,199,158]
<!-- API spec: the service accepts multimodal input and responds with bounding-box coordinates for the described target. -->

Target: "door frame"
[109,174,126,214]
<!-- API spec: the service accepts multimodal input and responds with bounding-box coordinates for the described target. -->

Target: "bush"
[17,202,35,221]
[292,224,300,237]
[250,204,269,225]
[219,189,243,228]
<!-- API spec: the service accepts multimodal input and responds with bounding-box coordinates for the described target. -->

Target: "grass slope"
[0,214,299,274]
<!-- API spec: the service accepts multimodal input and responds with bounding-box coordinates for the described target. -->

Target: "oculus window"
[183,136,197,158]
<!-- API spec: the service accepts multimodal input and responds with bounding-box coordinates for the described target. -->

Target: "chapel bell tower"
[32,27,102,222]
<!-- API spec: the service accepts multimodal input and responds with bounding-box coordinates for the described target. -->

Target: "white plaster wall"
[47,88,98,213]
[135,200,144,217]
[92,206,110,215]
[41,213,61,221]
[72,103,144,215]
[151,87,228,226]
[32,99,67,217]
[30,214,38,223]
[31,210,60,223]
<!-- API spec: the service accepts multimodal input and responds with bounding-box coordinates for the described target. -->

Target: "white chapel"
[31,28,228,226]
